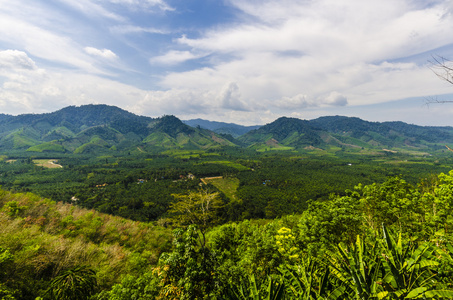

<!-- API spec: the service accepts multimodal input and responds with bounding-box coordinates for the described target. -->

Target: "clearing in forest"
[202,176,240,201]
[33,159,63,169]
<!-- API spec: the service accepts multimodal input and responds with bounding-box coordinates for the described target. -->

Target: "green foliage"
[0,187,172,299]
[299,194,363,256]
[1,200,28,217]
[27,142,66,153]
[0,247,16,300]
[224,275,286,300]
[4,164,453,298]
[97,271,159,300]
[45,266,97,300]
[169,189,224,241]
[324,225,453,299]
[158,225,218,299]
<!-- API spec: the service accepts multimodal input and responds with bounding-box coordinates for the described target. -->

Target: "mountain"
[2,105,453,155]
[183,118,261,137]
[0,105,236,153]
[238,117,325,150]
[238,115,453,151]
[310,116,453,149]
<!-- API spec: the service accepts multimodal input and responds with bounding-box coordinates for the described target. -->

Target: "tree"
[0,247,16,300]
[169,189,223,247]
[157,225,218,300]
[45,266,97,300]
[431,55,453,86]
[428,55,453,104]
[97,271,159,300]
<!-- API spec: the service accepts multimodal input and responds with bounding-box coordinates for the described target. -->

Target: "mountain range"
[183,118,261,138]
[1,104,453,154]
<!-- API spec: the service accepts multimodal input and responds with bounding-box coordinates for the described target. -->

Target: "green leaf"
[406,286,429,298]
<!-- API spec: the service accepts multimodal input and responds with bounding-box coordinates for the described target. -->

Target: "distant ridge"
[238,115,453,151]
[183,118,261,138]
[1,105,453,154]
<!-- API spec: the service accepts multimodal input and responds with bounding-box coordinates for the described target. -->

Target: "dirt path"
[200,176,223,184]
[34,159,63,168]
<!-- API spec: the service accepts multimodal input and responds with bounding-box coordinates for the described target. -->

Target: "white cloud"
[0,50,37,70]
[84,47,118,60]
[102,0,174,11]
[216,82,249,111]
[150,50,208,65]
[0,65,146,115]
[57,0,125,21]
[110,25,168,35]
[274,92,348,109]
[157,0,453,115]
[324,92,348,107]
[0,13,103,74]
[2,0,453,126]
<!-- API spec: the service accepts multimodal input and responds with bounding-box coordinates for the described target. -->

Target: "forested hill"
[0,104,235,153]
[2,104,453,154]
[238,117,325,149]
[310,115,453,144]
[239,115,453,151]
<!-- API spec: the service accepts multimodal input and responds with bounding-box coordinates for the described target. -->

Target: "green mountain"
[238,115,453,151]
[238,117,325,150]
[2,106,453,154]
[0,105,236,153]
[310,116,453,149]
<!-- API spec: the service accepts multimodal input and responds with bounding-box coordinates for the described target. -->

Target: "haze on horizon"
[1,0,453,126]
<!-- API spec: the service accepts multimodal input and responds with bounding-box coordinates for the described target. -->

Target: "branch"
[429,55,453,85]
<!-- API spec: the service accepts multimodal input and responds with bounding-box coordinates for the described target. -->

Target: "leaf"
[421,290,453,298]
[405,286,429,298]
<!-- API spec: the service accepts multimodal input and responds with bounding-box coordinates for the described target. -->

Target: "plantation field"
[1,146,453,222]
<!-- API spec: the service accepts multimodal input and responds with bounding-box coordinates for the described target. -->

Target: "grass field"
[33,159,63,169]
[197,160,250,171]
[202,176,240,201]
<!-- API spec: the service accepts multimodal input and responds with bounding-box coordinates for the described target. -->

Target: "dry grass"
[33,159,63,168]
[0,187,172,288]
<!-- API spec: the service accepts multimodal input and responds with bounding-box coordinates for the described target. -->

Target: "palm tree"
[46,266,97,300]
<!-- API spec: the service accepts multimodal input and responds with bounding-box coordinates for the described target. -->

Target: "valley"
[2,105,453,299]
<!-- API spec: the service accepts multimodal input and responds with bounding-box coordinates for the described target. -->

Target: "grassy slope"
[0,189,172,292]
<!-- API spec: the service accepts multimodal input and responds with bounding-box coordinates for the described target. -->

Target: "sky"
[1,0,453,126]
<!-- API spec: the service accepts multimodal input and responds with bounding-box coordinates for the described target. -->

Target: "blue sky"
[1,0,453,125]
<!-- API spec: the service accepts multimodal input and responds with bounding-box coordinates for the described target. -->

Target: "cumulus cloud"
[217,82,249,111]
[324,92,348,106]
[274,92,347,109]
[0,64,147,115]
[0,50,37,70]
[2,0,453,125]
[84,47,118,60]
[159,0,453,113]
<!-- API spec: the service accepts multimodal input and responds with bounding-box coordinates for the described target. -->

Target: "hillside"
[0,105,236,153]
[2,105,453,155]
[0,187,171,298]
[4,168,453,299]
[238,115,453,151]
[238,117,325,150]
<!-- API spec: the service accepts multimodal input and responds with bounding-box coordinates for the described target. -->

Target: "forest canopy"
[2,169,453,299]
